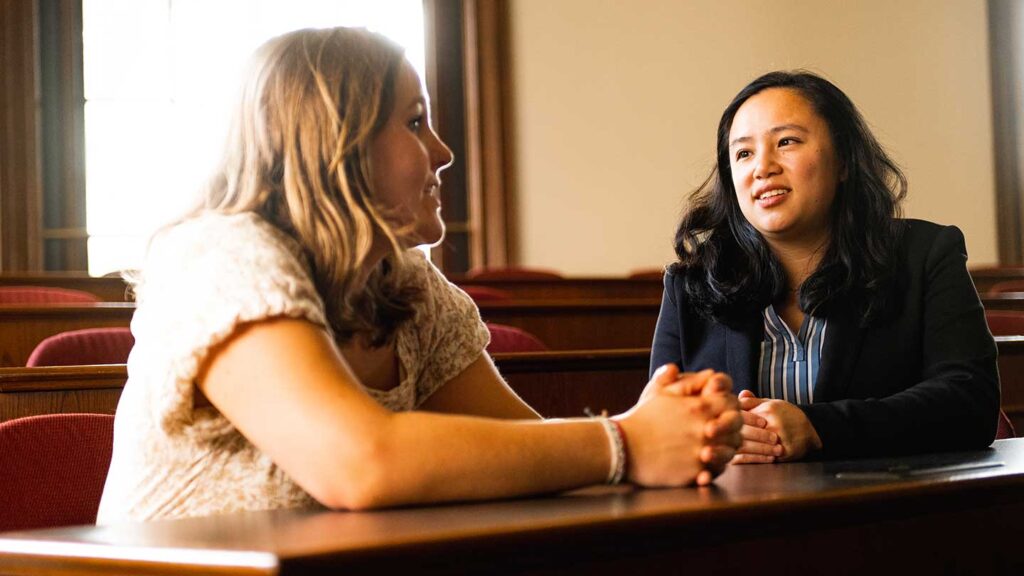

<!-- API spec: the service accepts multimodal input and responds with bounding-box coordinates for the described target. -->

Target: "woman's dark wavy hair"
[672,70,907,326]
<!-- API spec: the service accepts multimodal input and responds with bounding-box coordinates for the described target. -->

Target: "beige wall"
[508,0,997,275]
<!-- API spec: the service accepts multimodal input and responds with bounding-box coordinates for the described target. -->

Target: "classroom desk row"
[3,266,1022,302]
[4,294,1024,366]
[1,439,1023,574]
[0,300,661,366]
[4,338,1024,432]
[0,349,651,423]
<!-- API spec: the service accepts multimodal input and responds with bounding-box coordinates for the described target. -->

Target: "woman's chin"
[401,225,445,249]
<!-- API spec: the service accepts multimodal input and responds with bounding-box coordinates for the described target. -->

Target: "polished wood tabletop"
[2,439,1024,575]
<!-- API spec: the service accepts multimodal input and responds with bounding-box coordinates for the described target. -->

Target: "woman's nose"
[430,130,454,172]
[753,150,780,179]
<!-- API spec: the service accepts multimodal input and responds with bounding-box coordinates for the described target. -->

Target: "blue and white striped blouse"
[757,305,828,404]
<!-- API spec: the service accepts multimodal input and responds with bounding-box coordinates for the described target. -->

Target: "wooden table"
[1,440,1023,575]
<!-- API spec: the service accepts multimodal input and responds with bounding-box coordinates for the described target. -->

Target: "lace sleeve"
[128,213,328,438]
[399,251,490,406]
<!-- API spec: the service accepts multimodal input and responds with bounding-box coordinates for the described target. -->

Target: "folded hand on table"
[732,390,821,463]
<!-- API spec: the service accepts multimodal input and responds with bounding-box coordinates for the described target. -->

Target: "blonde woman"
[97,27,741,524]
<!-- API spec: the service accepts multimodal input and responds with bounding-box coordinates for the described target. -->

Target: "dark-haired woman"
[651,71,998,462]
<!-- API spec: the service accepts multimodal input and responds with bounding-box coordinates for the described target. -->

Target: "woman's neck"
[354,241,391,292]
[766,233,831,293]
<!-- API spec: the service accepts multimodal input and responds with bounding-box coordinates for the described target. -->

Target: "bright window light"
[82,0,425,276]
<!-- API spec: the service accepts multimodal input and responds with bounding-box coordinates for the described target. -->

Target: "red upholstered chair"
[0,413,115,532]
[0,286,100,304]
[27,327,135,367]
[984,310,1024,337]
[466,267,563,280]
[997,410,1016,440]
[461,285,513,302]
[486,323,548,353]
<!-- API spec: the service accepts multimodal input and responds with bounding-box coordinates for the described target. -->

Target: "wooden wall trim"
[423,0,515,272]
[468,0,516,267]
[39,0,86,270]
[988,0,1024,265]
[0,0,44,271]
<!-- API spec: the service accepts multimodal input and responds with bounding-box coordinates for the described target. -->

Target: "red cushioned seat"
[27,327,135,367]
[486,323,548,353]
[461,285,513,302]
[0,413,114,532]
[0,286,100,304]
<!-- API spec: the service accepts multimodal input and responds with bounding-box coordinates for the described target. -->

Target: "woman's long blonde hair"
[196,27,420,344]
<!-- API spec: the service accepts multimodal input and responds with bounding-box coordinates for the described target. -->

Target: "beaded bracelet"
[596,416,628,485]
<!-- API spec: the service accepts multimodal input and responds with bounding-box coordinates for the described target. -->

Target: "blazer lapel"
[725,315,762,394]
[814,309,867,402]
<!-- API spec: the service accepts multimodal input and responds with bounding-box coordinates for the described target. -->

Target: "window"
[1,0,509,275]
[82,0,426,275]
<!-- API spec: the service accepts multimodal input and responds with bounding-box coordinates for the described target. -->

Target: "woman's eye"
[735,150,750,160]
[779,137,796,146]
[408,116,424,131]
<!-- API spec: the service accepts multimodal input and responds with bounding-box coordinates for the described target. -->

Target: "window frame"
[0,0,516,274]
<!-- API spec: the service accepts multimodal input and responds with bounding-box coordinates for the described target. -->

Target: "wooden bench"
[982,293,1024,312]
[2,269,1019,303]
[0,349,651,423]
[0,365,126,422]
[0,274,130,302]
[477,298,660,350]
[970,267,1024,294]
[0,300,657,365]
[0,304,135,367]
[5,338,1022,433]
[451,276,664,300]
[998,337,1024,432]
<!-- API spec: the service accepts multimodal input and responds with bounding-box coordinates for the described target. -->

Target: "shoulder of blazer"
[900,218,962,251]
[663,265,692,310]
[896,219,967,275]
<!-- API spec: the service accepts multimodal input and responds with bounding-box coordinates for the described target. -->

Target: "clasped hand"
[618,364,742,487]
[732,390,822,464]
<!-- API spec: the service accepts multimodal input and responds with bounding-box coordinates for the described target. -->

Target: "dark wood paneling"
[5,337,1020,436]
[0,364,125,421]
[998,337,1024,433]
[455,277,665,300]
[972,266,1024,293]
[478,298,659,350]
[983,293,1024,311]
[0,350,649,422]
[988,0,1024,265]
[0,0,43,271]
[38,0,86,270]
[8,270,1016,304]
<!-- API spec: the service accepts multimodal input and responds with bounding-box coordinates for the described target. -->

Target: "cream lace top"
[96,212,489,524]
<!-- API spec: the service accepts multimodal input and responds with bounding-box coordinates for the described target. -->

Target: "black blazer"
[650,219,999,458]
